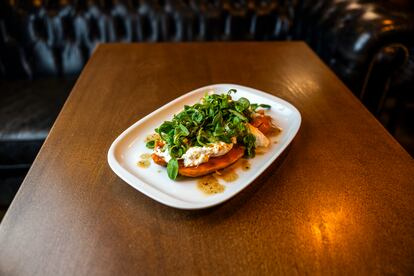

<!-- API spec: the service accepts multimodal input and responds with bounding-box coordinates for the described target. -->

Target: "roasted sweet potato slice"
[252,115,274,135]
[151,141,167,166]
[152,153,167,166]
[179,146,245,177]
[151,145,245,178]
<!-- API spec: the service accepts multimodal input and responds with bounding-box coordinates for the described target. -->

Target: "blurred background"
[0,0,413,216]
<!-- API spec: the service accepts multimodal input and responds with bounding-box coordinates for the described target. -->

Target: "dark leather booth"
[1,0,413,206]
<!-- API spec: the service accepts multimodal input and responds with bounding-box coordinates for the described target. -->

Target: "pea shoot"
[147,89,271,180]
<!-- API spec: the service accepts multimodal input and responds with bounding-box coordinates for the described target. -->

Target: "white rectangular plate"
[108,84,301,209]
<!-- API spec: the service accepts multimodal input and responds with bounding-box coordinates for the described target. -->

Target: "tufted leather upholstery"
[1,1,412,89]
[0,0,413,206]
[294,0,414,156]
[0,0,306,80]
[0,78,73,206]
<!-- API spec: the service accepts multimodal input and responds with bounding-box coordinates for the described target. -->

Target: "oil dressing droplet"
[140,153,152,159]
[240,159,251,171]
[216,167,239,182]
[197,175,225,194]
[137,159,150,168]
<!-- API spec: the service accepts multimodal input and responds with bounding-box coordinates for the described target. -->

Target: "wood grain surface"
[0,42,413,275]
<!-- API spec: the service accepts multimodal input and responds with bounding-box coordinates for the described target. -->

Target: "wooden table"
[1,42,413,275]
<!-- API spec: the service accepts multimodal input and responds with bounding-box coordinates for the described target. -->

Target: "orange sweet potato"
[151,153,167,166]
[151,141,168,166]
[179,146,245,177]
[151,145,245,178]
[252,115,274,135]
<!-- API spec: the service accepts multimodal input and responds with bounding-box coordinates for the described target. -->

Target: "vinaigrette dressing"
[137,159,150,168]
[140,153,151,159]
[137,153,152,168]
[197,175,225,194]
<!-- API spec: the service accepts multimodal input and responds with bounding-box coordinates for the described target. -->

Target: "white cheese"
[247,123,270,147]
[154,145,172,163]
[182,142,233,167]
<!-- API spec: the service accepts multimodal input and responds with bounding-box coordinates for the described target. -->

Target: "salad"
[146,89,278,180]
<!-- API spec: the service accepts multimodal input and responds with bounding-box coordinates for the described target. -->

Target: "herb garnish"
[147,89,270,180]
[167,159,179,180]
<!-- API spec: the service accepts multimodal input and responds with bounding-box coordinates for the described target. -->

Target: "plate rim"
[108,83,301,209]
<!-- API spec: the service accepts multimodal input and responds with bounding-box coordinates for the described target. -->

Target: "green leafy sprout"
[147,89,271,180]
